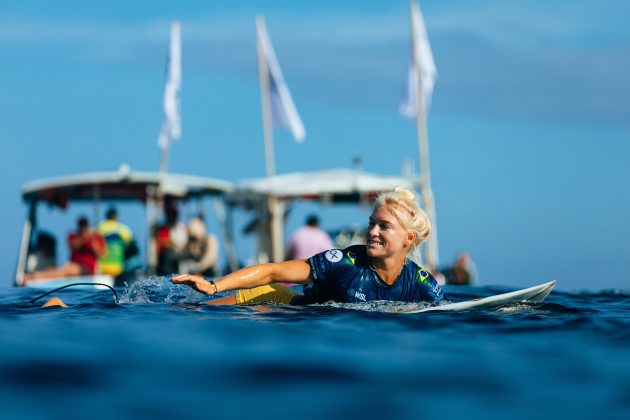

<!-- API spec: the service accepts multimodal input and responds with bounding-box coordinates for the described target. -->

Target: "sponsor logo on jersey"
[347,288,366,301]
[325,249,343,263]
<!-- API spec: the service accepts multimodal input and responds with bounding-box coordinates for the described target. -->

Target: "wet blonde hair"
[374,186,431,253]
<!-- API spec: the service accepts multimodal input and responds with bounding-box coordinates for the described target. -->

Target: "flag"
[256,17,306,142]
[400,1,437,119]
[158,20,182,150]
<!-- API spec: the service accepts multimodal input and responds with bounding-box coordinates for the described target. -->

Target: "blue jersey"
[295,245,445,305]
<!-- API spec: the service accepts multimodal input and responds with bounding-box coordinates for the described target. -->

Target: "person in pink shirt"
[288,215,334,260]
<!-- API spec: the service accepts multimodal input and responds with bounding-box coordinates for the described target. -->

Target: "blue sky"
[0,0,628,290]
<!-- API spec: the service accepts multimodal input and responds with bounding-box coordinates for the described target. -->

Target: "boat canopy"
[22,166,234,208]
[229,168,416,205]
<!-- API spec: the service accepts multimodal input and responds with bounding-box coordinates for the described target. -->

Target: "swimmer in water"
[171,187,445,306]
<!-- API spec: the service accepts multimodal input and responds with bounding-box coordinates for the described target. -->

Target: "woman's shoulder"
[340,244,368,263]
[404,259,434,281]
[401,260,444,302]
[310,245,367,269]
[336,245,373,271]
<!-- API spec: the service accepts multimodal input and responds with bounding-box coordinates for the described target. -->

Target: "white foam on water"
[309,300,433,313]
[496,303,535,313]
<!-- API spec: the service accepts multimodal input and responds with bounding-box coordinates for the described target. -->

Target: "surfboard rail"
[401,280,558,314]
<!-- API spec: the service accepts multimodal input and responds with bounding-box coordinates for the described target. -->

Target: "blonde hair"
[374,186,431,253]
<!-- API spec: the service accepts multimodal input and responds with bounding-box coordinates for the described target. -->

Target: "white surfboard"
[401,280,557,313]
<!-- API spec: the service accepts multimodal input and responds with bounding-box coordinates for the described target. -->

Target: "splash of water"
[118,275,206,304]
[118,278,441,312]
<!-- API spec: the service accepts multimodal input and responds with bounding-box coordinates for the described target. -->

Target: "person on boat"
[97,208,134,277]
[155,204,188,276]
[440,252,478,286]
[24,216,106,282]
[180,216,219,277]
[171,187,444,306]
[287,214,334,260]
[26,231,57,272]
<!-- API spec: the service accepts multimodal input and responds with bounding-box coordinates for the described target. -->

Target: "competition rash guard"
[294,245,445,305]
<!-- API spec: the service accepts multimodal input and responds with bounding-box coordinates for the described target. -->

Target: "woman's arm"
[170,259,313,296]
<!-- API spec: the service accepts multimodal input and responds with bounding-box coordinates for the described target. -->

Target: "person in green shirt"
[97,208,133,277]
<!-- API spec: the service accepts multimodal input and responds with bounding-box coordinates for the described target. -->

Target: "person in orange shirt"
[155,205,188,275]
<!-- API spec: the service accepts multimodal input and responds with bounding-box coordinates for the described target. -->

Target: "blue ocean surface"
[0,279,628,420]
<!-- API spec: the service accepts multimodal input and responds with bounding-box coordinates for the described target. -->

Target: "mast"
[256,16,283,263]
[153,20,182,270]
[409,1,439,271]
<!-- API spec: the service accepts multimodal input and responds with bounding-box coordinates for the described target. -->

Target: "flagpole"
[157,144,169,224]
[159,147,169,174]
[409,1,439,271]
[257,17,276,181]
[153,20,181,271]
[256,16,282,263]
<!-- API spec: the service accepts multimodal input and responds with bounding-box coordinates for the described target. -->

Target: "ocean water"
[0,279,628,420]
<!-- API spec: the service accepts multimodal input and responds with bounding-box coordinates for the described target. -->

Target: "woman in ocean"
[171,187,445,306]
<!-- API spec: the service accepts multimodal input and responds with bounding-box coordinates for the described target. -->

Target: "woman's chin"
[366,246,381,257]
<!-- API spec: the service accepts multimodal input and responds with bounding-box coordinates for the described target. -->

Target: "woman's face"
[367,204,409,259]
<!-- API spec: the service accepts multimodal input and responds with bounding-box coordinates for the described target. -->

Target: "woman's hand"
[170,274,215,296]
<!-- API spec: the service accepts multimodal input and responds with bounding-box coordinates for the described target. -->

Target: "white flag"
[158,20,182,150]
[400,1,437,118]
[256,17,306,142]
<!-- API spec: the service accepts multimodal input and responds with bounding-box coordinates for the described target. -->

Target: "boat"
[15,164,234,288]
